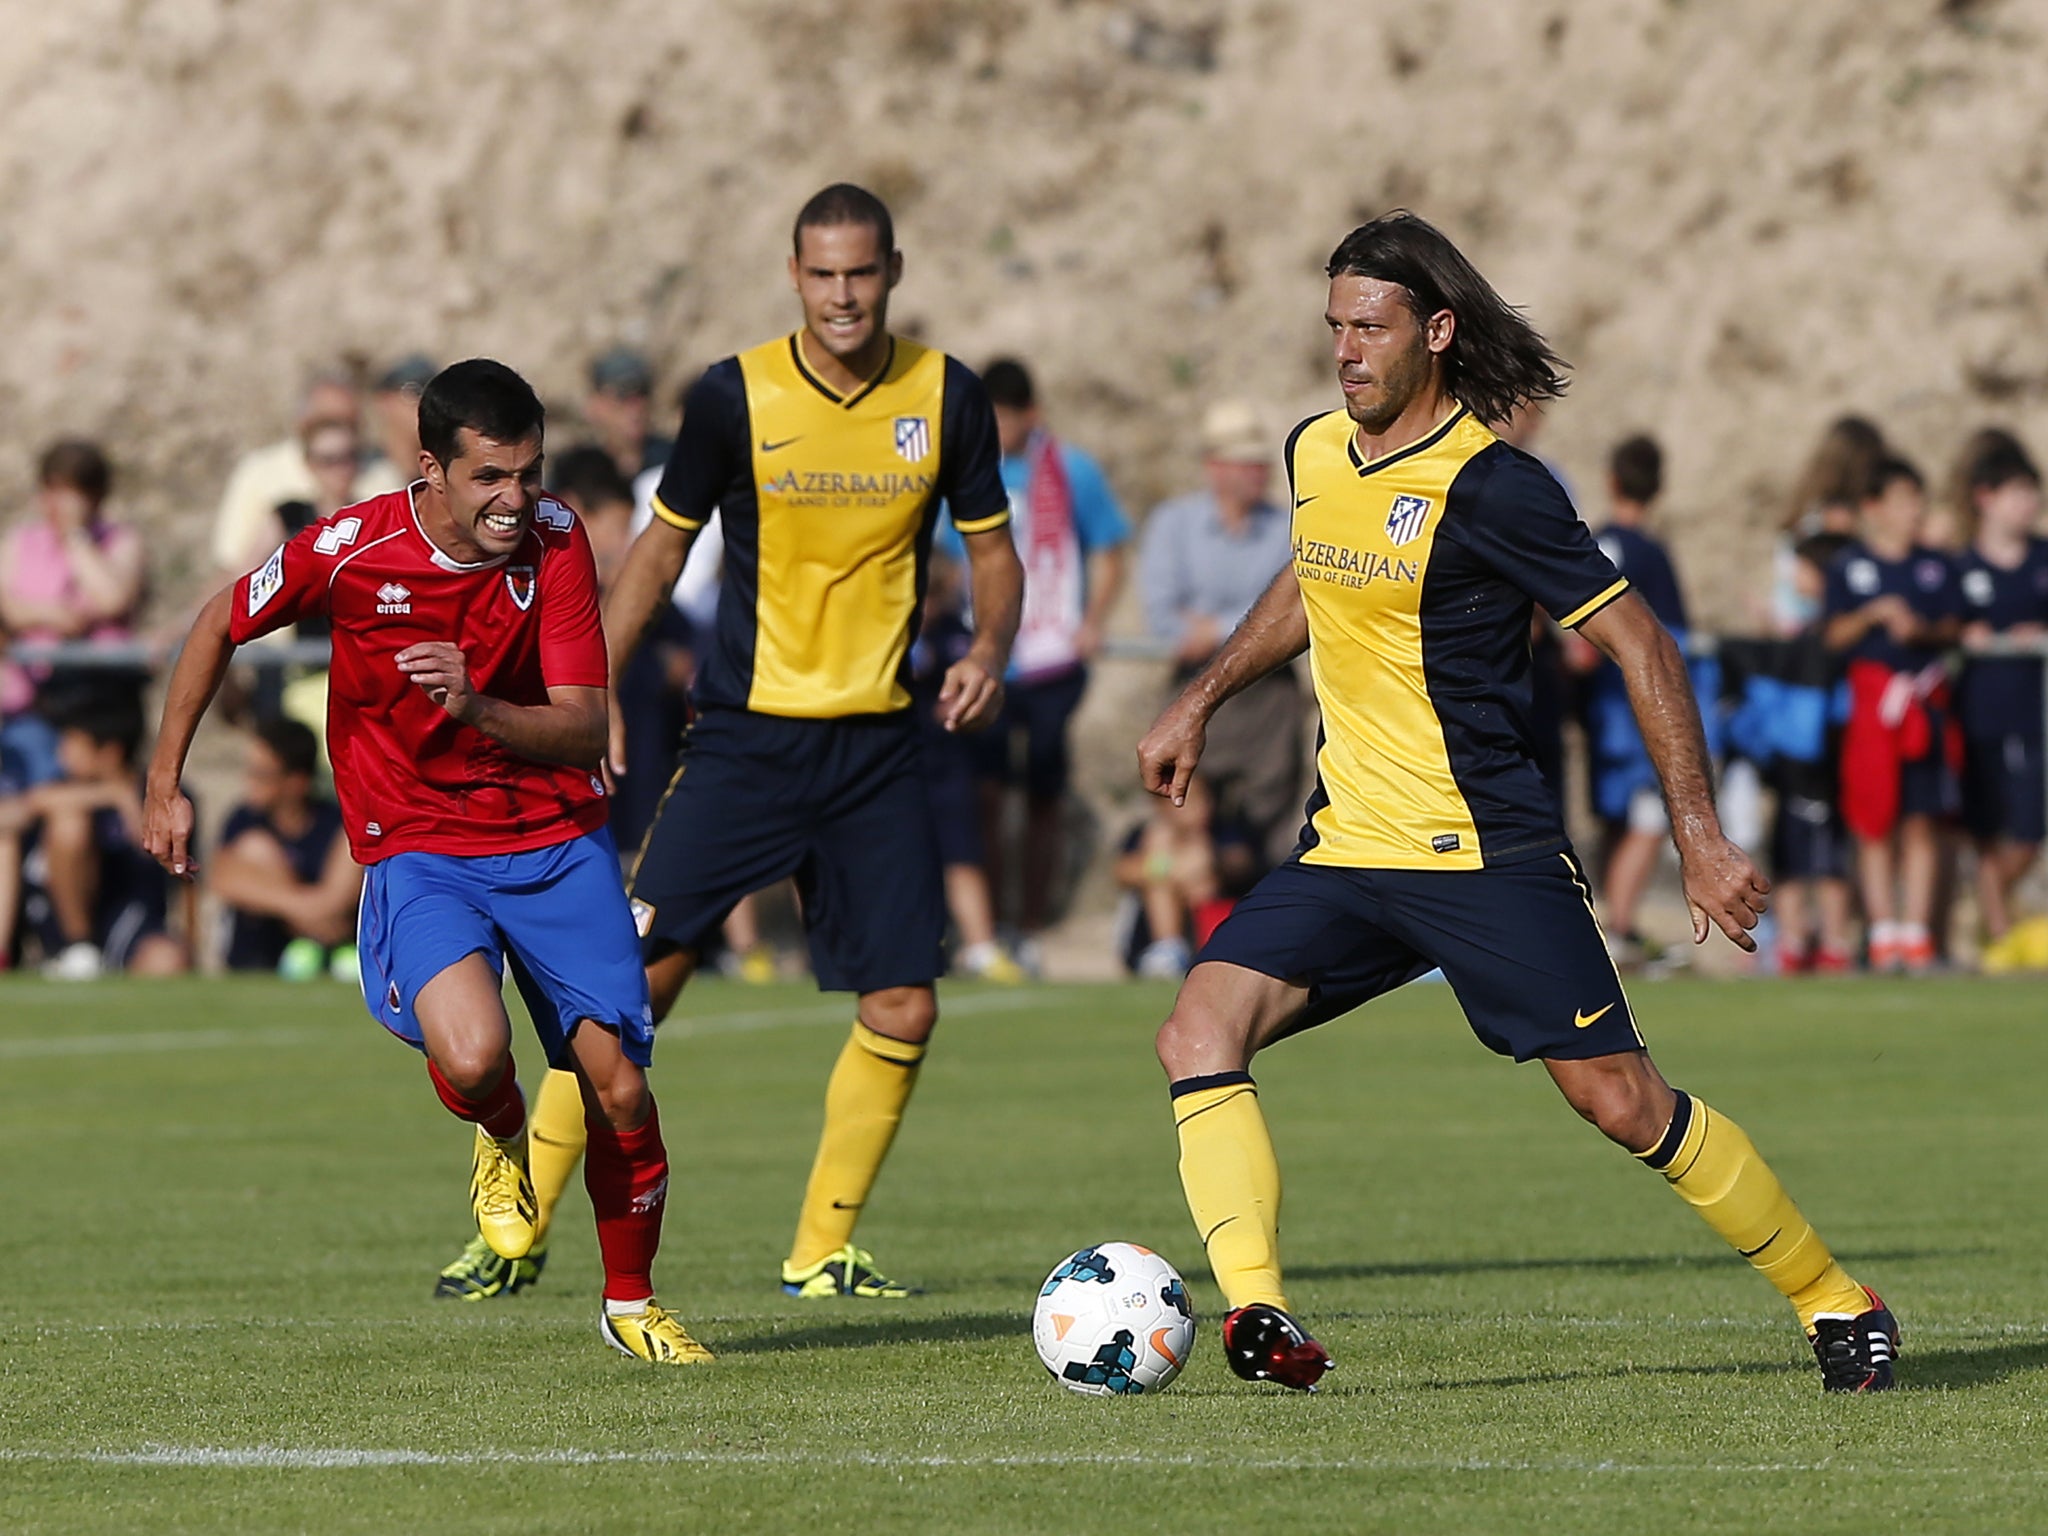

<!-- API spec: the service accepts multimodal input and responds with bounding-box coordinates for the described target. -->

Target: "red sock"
[585,1104,668,1304]
[426,1058,527,1141]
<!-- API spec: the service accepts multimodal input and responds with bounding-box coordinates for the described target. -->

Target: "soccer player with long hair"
[1137,211,1898,1394]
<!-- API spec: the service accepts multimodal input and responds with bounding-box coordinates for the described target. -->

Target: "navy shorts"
[971,665,1088,802]
[356,827,654,1068]
[1962,733,2046,844]
[1197,852,1644,1062]
[628,708,946,993]
[1771,793,1850,882]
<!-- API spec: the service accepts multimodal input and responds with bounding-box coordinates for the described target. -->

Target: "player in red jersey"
[142,360,710,1364]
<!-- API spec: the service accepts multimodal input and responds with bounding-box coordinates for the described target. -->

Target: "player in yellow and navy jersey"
[430,185,1025,1308]
[1136,211,1898,1395]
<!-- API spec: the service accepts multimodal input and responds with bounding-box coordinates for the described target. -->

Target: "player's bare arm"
[1578,590,1769,951]
[1137,562,1307,805]
[939,524,1023,732]
[142,585,240,879]
[394,640,607,770]
[599,516,701,772]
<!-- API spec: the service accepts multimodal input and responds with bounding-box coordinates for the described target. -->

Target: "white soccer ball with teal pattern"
[1032,1242,1195,1395]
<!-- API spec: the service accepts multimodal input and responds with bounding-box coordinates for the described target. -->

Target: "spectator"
[1583,435,1690,967]
[582,346,671,481]
[210,366,394,576]
[1111,775,1259,978]
[554,445,690,854]
[968,357,1130,963]
[212,717,360,978]
[1771,415,1887,633]
[1823,456,1961,973]
[913,554,1022,982]
[1138,397,1303,865]
[16,692,187,979]
[1953,437,2048,968]
[363,353,436,486]
[0,439,147,789]
[1742,534,1856,973]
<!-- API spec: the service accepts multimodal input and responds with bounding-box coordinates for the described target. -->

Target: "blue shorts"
[1198,851,1644,1062]
[357,827,655,1068]
[628,708,945,993]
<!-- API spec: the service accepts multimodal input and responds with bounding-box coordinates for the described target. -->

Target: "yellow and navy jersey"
[649,333,1008,718]
[1285,405,1628,870]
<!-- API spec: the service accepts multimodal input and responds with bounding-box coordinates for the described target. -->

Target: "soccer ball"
[1032,1242,1196,1395]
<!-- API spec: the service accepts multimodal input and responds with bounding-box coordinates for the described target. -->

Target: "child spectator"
[0,440,146,789]
[1582,435,1691,968]
[1111,775,1259,979]
[1824,456,1962,972]
[14,692,187,978]
[1737,535,1856,972]
[1953,438,2048,968]
[1770,415,1887,634]
[212,718,360,978]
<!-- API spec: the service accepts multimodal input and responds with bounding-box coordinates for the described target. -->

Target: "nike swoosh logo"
[1574,1003,1616,1029]
[1293,495,1318,510]
[759,436,803,453]
[1738,1228,1782,1259]
[831,1199,863,1210]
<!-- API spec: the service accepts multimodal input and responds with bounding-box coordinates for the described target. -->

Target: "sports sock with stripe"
[1637,1090,1869,1328]
[527,1067,589,1246]
[786,1022,925,1272]
[584,1103,667,1305]
[1171,1073,1287,1311]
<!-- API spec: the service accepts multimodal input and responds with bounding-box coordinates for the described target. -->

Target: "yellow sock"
[527,1068,588,1247]
[787,1022,925,1271]
[1637,1091,1868,1328]
[1171,1073,1287,1311]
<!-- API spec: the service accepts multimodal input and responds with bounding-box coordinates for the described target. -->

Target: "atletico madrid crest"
[895,415,931,463]
[505,564,537,610]
[1385,494,1431,546]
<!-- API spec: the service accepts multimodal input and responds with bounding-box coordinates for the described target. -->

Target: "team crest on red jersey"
[505,564,537,611]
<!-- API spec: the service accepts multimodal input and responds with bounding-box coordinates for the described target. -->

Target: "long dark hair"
[1325,210,1567,426]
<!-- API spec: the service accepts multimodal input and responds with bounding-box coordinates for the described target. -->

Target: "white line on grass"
[0,988,1044,1060]
[1,1446,2041,1477]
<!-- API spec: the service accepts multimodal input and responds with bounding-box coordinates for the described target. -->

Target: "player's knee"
[589,1070,651,1131]
[861,985,936,1043]
[1154,1002,1228,1079]
[1559,1069,1669,1153]
[434,1045,506,1100]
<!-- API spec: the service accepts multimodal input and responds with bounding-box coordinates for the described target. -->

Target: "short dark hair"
[549,444,634,511]
[1610,434,1662,504]
[49,691,144,766]
[792,183,895,258]
[1325,210,1568,426]
[1793,531,1852,572]
[981,357,1036,411]
[256,716,320,780]
[38,438,112,503]
[1967,439,2041,496]
[1866,455,1924,500]
[417,359,545,468]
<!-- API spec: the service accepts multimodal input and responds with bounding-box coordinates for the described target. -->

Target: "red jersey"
[229,485,610,863]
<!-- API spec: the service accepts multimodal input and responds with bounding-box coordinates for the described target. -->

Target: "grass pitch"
[2,971,2044,1534]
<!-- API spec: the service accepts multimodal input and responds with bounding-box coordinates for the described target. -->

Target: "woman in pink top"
[0,440,145,787]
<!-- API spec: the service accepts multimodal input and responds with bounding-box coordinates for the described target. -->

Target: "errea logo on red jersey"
[375,582,412,614]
